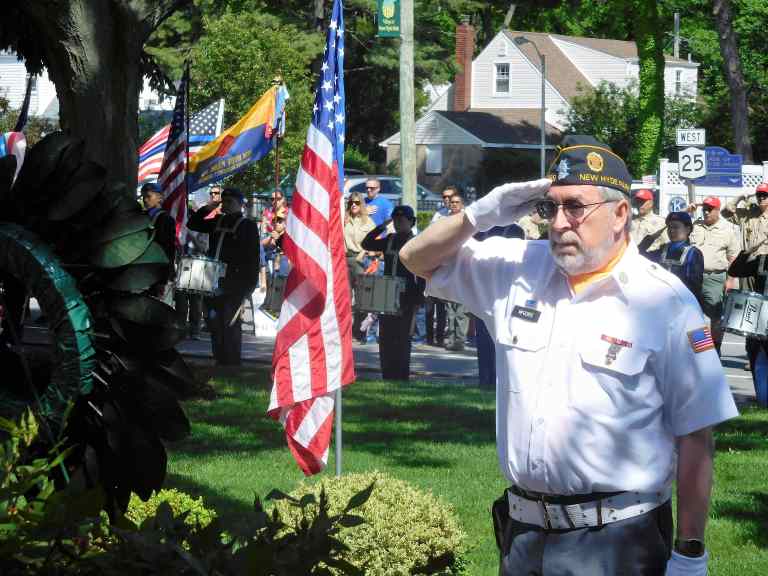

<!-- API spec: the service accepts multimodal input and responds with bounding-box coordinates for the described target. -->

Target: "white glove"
[665,550,708,576]
[464,178,551,232]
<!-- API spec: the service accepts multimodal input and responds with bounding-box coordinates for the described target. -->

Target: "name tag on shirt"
[512,305,541,323]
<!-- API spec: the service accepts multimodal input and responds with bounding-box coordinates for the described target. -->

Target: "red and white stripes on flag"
[268,0,353,475]
[159,66,190,246]
[138,125,170,182]
[268,122,355,475]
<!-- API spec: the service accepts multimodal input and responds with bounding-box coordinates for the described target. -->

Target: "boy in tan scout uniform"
[689,196,740,354]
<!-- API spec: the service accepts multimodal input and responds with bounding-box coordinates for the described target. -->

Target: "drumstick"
[229,302,246,327]
[748,237,768,255]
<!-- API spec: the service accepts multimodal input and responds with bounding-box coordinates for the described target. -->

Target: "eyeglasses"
[442,195,452,200]
[757,193,768,200]
[535,199,617,221]
[365,186,378,191]
[210,191,221,196]
[349,200,361,206]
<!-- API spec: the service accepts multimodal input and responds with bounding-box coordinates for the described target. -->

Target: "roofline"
[379,109,486,147]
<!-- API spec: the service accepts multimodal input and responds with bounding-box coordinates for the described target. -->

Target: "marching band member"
[400,135,738,576]
[361,205,425,381]
[727,239,768,407]
[645,211,704,305]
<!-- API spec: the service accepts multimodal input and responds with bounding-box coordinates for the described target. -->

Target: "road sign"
[668,195,688,213]
[676,128,706,147]
[693,146,743,188]
[678,147,706,179]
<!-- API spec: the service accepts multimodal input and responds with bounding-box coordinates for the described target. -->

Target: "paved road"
[20,324,756,405]
[174,329,757,406]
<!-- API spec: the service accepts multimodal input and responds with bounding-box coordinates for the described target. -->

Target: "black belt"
[508,485,625,505]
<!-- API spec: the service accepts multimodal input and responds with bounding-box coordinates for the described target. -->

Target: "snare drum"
[722,290,768,339]
[175,256,227,295]
[262,274,288,315]
[354,275,405,315]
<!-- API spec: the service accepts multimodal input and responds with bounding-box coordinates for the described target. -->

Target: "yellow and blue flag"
[188,84,289,190]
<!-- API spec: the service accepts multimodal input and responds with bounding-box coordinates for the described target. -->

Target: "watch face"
[675,539,705,557]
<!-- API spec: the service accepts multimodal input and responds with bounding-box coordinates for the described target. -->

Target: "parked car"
[344,175,442,211]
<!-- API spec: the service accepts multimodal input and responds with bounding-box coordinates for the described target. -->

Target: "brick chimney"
[453,17,474,112]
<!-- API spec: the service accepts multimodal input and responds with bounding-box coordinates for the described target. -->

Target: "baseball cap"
[391,205,416,222]
[222,187,246,203]
[666,211,692,228]
[756,183,768,194]
[702,196,721,209]
[634,189,653,201]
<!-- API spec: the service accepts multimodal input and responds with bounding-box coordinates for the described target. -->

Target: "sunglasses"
[442,195,453,200]
[365,186,378,191]
[757,193,768,200]
[348,200,361,206]
[210,191,221,196]
[535,199,617,221]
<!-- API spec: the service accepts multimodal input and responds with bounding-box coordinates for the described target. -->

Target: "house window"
[495,63,510,94]
[425,145,442,174]
[675,70,682,95]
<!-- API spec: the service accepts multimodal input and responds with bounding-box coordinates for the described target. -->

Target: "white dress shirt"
[427,239,738,495]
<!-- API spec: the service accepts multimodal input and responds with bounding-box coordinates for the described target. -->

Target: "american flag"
[158,66,191,245]
[138,99,224,183]
[268,0,355,476]
[688,326,714,353]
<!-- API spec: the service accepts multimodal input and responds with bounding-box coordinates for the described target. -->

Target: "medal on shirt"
[600,334,632,366]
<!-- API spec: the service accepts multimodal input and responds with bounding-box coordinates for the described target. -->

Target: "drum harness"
[659,243,692,272]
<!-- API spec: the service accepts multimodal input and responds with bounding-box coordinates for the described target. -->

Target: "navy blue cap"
[140,182,161,194]
[222,187,246,203]
[392,204,415,222]
[666,211,692,228]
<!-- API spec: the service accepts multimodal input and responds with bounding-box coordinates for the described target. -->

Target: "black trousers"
[425,297,446,344]
[499,500,672,576]
[205,294,243,366]
[378,304,415,380]
[175,291,203,335]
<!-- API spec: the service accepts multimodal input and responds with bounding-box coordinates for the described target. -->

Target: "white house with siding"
[0,51,173,124]
[382,26,699,193]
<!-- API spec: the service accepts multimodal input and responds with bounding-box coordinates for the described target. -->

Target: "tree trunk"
[19,1,175,189]
[630,0,665,177]
[712,0,753,163]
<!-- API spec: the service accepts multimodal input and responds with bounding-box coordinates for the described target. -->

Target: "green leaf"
[48,161,107,221]
[343,481,375,512]
[92,214,153,245]
[336,514,365,528]
[88,229,155,269]
[323,556,364,575]
[266,489,298,503]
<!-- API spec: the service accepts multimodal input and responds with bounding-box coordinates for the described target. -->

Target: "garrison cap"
[547,135,632,196]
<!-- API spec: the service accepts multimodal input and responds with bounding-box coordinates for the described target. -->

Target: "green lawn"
[166,364,768,575]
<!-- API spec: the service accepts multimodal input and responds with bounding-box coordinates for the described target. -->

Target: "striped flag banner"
[268,0,354,475]
[138,98,224,183]
[158,65,190,246]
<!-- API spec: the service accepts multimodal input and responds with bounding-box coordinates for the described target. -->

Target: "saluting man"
[400,135,738,576]
[722,182,768,290]
[631,188,668,252]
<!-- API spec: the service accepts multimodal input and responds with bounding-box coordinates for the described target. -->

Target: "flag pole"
[335,387,342,476]
[184,61,191,195]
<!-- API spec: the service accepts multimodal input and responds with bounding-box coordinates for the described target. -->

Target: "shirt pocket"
[571,340,652,411]
[497,315,548,392]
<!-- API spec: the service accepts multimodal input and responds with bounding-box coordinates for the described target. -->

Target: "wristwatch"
[674,538,705,557]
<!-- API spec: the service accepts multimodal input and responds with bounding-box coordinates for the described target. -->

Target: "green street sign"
[378,0,400,37]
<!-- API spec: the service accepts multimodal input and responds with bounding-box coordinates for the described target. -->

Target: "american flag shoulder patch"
[688,326,715,353]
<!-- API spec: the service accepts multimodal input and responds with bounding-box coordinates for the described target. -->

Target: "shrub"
[417,210,434,233]
[273,471,467,575]
[125,489,216,532]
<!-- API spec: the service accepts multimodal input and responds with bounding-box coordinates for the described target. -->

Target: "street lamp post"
[514,36,546,178]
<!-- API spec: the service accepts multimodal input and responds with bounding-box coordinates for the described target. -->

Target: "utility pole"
[673,12,680,59]
[399,0,417,210]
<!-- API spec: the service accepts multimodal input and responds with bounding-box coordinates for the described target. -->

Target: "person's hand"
[464,179,551,232]
[665,550,708,575]
[686,203,698,214]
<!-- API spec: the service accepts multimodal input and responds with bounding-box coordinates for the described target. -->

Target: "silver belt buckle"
[539,497,553,529]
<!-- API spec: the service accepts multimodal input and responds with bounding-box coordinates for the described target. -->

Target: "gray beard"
[550,232,618,276]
